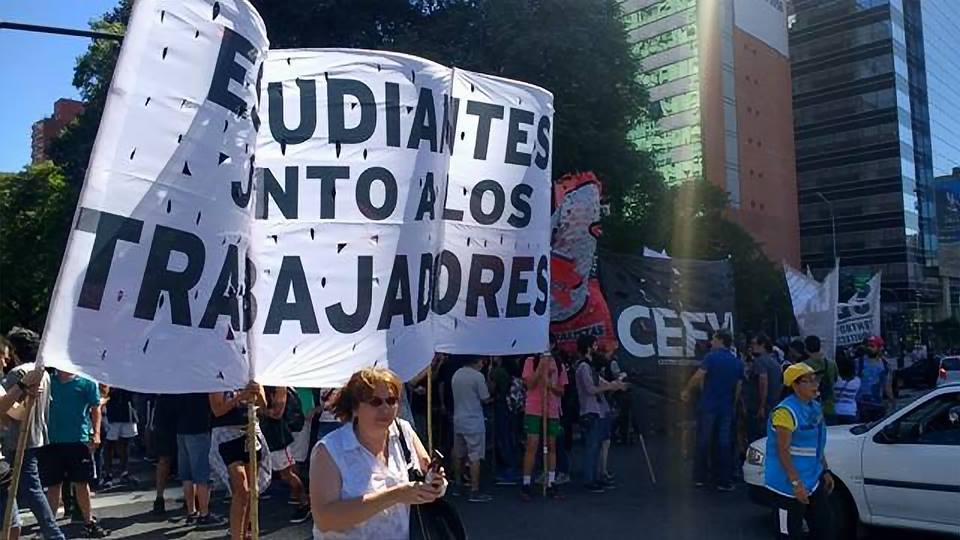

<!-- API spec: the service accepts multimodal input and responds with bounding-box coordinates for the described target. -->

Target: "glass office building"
[923,2,960,179]
[935,169,960,318]
[790,0,948,326]
[623,0,802,266]
[624,0,705,185]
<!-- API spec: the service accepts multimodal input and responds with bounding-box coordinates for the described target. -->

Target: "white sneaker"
[555,473,571,485]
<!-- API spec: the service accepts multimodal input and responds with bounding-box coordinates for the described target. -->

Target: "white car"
[939,356,960,386]
[743,383,960,537]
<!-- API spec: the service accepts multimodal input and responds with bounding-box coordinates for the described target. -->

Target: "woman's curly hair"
[331,367,402,422]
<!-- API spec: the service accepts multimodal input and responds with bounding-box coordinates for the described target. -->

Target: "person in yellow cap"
[764,363,835,539]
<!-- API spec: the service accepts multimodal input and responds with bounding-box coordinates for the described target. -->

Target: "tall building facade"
[623,0,801,267]
[926,1,960,323]
[31,98,84,164]
[923,2,960,178]
[935,168,960,319]
[790,0,957,330]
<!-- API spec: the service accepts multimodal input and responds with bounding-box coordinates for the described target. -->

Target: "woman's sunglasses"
[366,396,399,407]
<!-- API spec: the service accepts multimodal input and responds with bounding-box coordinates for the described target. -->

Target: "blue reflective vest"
[764,394,826,497]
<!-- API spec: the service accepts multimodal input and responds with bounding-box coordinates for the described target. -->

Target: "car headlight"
[746,446,765,466]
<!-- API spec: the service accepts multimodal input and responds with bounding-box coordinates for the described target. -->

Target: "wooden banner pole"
[427,366,433,454]
[541,369,548,497]
[2,395,35,539]
[247,401,259,540]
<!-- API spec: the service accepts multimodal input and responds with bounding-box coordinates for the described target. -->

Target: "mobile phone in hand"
[424,450,444,485]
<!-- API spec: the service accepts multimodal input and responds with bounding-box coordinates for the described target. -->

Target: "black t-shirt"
[210,391,248,428]
[175,393,212,435]
[154,394,178,435]
[261,387,293,451]
[106,389,134,423]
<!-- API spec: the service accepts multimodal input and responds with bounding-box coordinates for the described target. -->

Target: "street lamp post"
[0,20,123,41]
[814,191,837,265]
[915,290,924,348]
[882,287,905,350]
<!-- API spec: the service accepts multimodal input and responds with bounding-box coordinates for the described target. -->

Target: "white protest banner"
[432,68,553,355]
[837,273,881,348]
[249,50,451,386]
[39,0,269,393]
[785,262,839,356]
[251,50,553,387]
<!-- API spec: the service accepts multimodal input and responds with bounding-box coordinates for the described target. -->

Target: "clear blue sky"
[0,0,119,172]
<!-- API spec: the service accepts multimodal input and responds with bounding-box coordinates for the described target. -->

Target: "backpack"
[506,377,526,414]
[562,362,580,419]
[284,388,306,433]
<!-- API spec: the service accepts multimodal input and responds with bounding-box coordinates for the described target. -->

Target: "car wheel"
[830,481,864,539]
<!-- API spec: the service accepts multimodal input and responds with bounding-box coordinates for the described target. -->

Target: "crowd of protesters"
[677,328,908,540]
[0,319,912,539]
[681,329,903,493]
[0,325,633,539]
[404,334,629,503]
[0,328,322,539]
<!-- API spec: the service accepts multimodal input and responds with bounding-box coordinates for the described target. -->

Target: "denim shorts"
[177,433,212,484]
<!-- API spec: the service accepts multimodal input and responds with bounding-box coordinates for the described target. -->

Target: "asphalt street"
[18,429,956,539]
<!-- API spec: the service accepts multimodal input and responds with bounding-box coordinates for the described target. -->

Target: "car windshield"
[942,357,960,370]
[848,388,934,434]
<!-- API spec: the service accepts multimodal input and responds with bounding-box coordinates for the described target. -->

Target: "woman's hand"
[393,482,444,505]
[21,369,44,390]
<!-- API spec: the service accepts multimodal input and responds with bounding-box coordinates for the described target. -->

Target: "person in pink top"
[520,352,568,500]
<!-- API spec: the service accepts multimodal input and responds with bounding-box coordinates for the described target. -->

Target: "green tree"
[47,2,130,189]
[255,0,665,236]
[0,163,75,331]
[40,0,787,336]
[636,180,793,335]
[0,3,129,333]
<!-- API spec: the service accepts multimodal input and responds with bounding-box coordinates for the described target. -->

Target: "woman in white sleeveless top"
[310,367,446,540]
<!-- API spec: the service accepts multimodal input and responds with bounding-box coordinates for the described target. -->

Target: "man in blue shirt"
[681,329,743,491]
[38,370,106,538]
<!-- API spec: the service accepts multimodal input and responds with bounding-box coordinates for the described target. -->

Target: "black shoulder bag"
[394,421,467,540]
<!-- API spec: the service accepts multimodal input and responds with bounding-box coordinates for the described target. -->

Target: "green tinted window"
[633,23,697,59]
[660,156,704,184]
[638,58,698,88]
[624,0,698,31]
[655,90,699,116]
[631,124,702,154]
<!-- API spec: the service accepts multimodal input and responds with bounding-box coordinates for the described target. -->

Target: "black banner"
[598,252,735,431]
